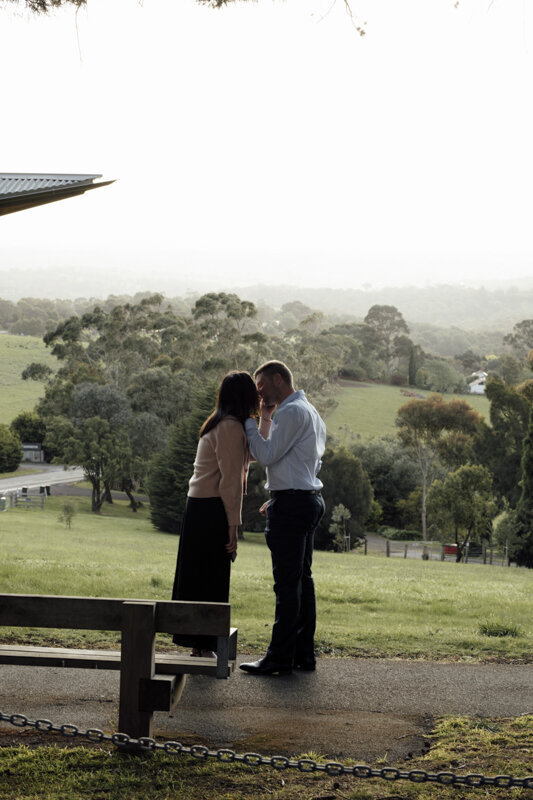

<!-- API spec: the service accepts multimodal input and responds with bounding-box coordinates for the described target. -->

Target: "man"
[240,360,326,676]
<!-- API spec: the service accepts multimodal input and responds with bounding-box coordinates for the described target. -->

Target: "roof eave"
[0,179,115,217]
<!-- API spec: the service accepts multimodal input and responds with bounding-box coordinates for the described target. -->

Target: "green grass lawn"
[325,381,491,441]
[0,497,530,662]
[0,334,55,425]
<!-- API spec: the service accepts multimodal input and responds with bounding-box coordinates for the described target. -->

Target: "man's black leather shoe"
[294,659,316,671]
[240,657,292,675]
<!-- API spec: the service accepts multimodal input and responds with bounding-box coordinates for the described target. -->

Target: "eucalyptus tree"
[428,464,496,563]
[396,395,482,540]
[364,304,411,378]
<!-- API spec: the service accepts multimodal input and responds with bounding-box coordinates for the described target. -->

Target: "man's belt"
[269,489,321,496]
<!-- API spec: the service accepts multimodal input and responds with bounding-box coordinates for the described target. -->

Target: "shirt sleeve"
[245,405,302,466]
[214,419,247,526]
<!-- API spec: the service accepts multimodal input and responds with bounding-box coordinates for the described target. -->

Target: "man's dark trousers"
[264,491,325,667]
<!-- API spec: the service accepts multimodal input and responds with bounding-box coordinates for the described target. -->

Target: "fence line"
[379,539,510,566]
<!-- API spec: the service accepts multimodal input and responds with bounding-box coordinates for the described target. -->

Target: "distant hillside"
[236,283,533,331]
[1,264,533,331]
[325,382,490,442]
[0,334,55,425]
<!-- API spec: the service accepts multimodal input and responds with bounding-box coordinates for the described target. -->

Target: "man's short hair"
[254,360,294,387]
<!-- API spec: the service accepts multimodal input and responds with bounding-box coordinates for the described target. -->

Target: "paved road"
[1,657,532,761]
[0,465,85,494]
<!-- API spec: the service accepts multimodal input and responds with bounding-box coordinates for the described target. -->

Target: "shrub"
[390,372,407,386]
[0,425,21,473]
[479,622,521,638]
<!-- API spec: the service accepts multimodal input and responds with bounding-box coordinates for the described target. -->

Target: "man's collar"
[277,389,304,409]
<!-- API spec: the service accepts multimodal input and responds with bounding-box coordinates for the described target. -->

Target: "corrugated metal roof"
[0,173,102,198]
[0,172,114,216]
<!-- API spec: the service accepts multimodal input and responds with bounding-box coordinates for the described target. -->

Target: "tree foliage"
[353,436,419,527]
[503,318,533,359]
[9,411,46,444]
[474,376,530,506]
[396,394,482,540]
[364,304,411,378]
[428,464,496,562]
[147,384,217,533]
[21,362,53,382]
[315,447,372,550]
[2,0,84,11]
[46,415,131,512]
[510,405,533,568]
[0,424,21,473]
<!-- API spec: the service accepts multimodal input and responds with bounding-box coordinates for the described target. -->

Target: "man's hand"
[259,501,270,516]
[226,525,238,554]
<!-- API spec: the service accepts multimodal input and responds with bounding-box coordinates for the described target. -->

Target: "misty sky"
[1,0,532,294]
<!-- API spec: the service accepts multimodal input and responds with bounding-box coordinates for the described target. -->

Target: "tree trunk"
[421,475,428,541]
[455,526,462,562]
[103,481,113,504]
[122,480,138,512]
[91,479,104,513]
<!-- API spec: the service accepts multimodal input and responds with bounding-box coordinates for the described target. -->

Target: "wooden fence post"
[119,601,156,739]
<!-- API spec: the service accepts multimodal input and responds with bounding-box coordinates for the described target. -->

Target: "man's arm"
[245,405,302,466]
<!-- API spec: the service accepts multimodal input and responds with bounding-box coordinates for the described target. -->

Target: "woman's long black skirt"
[171,496,231,650]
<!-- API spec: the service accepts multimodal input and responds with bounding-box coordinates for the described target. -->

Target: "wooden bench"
[0,593,237,739]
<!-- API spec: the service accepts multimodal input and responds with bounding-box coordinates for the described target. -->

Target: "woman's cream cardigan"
[187,416,250,526]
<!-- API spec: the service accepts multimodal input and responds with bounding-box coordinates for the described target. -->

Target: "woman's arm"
[226,525,238,554]
[214,419,247,528]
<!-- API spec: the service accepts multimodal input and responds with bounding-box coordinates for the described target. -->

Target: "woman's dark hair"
[200,371,259,437]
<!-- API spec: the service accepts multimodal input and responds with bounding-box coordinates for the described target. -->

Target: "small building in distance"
[468,370,488,395]
[21,443,45,464]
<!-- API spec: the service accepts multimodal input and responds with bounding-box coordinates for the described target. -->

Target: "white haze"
[0,0,532,297]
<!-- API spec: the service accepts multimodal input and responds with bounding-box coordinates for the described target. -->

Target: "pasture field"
[0,334,55,425]
[0,497,530,662]
[324,381,491,441]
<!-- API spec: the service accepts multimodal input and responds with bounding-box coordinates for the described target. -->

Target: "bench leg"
[119,601,156,739]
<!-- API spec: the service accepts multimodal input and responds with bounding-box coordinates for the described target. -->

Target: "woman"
[172,370,259,656]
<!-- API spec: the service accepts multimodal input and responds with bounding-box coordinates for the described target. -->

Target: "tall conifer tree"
[512,405,533,568]
[148,383,216,533]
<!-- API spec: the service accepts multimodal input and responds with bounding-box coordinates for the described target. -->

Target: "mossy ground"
[0,715,532,799]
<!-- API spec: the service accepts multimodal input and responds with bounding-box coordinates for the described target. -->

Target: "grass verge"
[0,715,532,800]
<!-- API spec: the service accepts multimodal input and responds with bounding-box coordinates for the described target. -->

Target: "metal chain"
[1,710,532,789]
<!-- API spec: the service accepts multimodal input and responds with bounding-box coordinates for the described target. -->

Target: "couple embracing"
[172,360,326,676]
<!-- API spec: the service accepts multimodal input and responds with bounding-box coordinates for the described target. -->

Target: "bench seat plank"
[0,594,231,636]
[0,645,235,676]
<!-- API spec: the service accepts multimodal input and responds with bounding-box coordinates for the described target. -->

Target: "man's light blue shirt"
[245,390,326,491]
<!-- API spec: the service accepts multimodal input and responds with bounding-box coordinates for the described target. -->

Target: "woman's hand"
[226,525,238,554]
[259,398,276,420]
